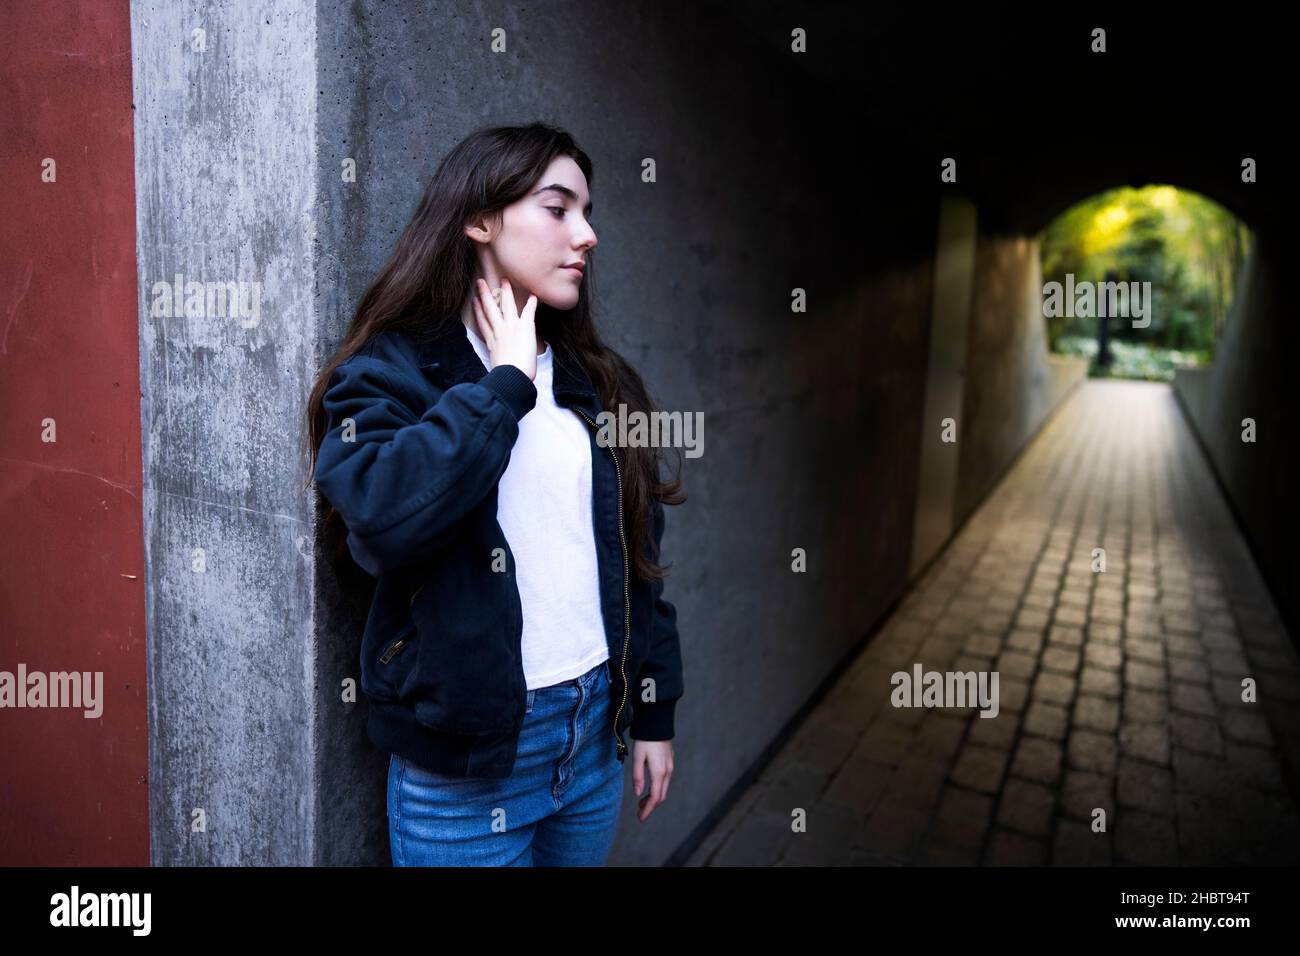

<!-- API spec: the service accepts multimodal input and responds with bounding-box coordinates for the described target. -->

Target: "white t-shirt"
[464,322,610,690]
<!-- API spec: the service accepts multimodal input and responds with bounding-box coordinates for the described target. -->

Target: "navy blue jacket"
[314,320,683,778]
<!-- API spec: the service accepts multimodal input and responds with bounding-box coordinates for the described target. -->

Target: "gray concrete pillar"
[132,1,325,864]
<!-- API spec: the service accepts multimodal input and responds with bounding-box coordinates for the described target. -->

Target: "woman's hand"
[630,739,674,822]
[472,277,539,381]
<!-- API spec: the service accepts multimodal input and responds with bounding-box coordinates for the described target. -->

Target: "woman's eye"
[547,207,594,228]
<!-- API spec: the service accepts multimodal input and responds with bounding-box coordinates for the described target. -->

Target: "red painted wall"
[0,0,147,865]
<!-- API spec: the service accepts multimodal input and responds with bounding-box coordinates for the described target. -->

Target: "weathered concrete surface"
[911,197,977,578]
[955,235,1088,529]
[911,220,1088,584]
[1174,237,1300,641]
[132,1,320,864]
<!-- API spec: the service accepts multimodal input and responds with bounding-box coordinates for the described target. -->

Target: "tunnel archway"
[924,160,1295,643]
[1038,184,1252,381]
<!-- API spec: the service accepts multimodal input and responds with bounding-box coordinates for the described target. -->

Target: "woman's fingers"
[476,278,497,322]
[477,277,518,327]
[478,278,508,347]
[499,278,517,320]
[471,294,494,351]
[476,278,539,379]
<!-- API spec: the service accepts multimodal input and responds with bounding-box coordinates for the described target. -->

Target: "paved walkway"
[687,380,1300,866]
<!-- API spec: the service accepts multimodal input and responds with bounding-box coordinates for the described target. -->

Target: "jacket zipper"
[380,584,425,664]
[572,406,630,763]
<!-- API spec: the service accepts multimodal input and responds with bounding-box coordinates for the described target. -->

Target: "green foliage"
[1040,186,1251,364]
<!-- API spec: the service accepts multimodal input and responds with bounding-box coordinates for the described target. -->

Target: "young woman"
[305,123,685,866]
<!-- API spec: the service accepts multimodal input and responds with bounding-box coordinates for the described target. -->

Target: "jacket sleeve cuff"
[630,698,677,741]
[476,364,537,421]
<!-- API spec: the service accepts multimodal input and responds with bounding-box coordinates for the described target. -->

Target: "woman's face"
[468,155,597,312]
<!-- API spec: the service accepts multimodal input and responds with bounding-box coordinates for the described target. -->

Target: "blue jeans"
[387,660,624,866]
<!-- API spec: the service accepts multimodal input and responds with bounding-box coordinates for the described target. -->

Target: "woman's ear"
[463,214,494,244]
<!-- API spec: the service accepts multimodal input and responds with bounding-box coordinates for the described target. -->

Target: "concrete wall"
[910,197,977,577]
[0,0,148,865]
[909,219,1087,581]
[131,1,320,864]
[1173,238,1300,639]
[954,235,1088,528]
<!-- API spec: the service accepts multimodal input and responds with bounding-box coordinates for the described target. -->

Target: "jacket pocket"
[380,625,416,665]
[365,619,421,702]
[405,522,525,735]
[360,578,427,702]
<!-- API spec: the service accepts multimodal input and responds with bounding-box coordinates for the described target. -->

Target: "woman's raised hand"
[472,277,539,382]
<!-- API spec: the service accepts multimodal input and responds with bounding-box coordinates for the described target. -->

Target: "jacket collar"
[410,319,602,417]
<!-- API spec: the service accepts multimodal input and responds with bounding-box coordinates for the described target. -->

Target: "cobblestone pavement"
[687,380,1300,866]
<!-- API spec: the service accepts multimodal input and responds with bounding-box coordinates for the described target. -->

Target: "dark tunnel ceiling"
[708,1,1290,237]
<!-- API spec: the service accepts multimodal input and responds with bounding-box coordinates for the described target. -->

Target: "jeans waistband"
[547,659,609,691]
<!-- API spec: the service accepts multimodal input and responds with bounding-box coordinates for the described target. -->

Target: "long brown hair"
[304,122,685,587]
